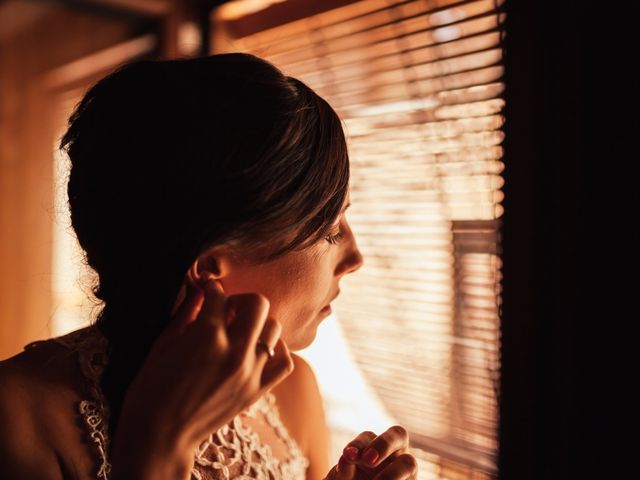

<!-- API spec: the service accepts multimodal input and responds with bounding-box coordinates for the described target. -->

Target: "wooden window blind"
[211,1,505,478]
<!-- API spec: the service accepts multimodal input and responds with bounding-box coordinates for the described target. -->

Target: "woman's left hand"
[325,425,418,480]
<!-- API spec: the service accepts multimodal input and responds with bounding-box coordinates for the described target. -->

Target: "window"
[50,35,157,337]
[212,1,506,477]
[51,88,96,337]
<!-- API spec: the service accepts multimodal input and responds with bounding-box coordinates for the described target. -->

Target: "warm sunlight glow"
[211,0,505,476]
[216,0,288,21]
[51,108,95,337]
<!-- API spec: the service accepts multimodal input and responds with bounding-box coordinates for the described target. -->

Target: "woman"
[0,53,418,480]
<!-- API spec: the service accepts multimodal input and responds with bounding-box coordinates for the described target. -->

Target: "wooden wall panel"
[0,6,141,359]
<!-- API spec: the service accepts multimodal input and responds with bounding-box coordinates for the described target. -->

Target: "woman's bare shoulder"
[0,340,87,479]
[270,353,315,441]
[0,339,86,399]
[271,353,330,479]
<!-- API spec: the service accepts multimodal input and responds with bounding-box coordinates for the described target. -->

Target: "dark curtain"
[499,0,625,478]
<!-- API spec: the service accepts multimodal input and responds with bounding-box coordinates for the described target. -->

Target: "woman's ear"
[196,245,233,283]
[170,246,233,317]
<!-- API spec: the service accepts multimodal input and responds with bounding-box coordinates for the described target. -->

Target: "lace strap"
[79,400,111,480]
[53,326,113,480]
[264,393,309,464]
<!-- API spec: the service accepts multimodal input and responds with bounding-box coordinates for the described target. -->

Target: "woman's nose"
[342,246,364,276]
[336,223,364,276]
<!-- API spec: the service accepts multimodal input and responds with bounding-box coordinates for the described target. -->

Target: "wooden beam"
[78,0,171,17]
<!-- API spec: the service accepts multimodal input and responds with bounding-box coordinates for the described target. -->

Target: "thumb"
[168,275,205,335]
[334,454,357,479]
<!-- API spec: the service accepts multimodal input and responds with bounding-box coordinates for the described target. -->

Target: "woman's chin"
[287,327,319,352]
[283,307,329,351]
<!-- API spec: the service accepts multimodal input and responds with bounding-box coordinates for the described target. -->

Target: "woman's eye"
[325,231,344,245]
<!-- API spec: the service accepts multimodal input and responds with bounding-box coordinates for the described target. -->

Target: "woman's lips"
[321,290,339,313]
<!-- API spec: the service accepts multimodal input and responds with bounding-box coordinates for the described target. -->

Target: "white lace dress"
[26,326,309,480]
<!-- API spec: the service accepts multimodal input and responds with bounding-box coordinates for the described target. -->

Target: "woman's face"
[217,194,363,351]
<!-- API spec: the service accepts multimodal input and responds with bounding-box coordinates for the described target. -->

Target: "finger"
[360,425,410,469]
[225,293,271,356]
[253,317,281,365]
[162,274,206,341]
[371,453,418,480]
[171,281,205,330]
[335,454,357,479]
[324,465,340,480]
[260,337,294,390]
[193,278,227,332]
[341,431,377,463]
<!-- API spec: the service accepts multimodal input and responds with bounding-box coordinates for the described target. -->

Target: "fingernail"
[363,447,378,465]
[344,446,359,461]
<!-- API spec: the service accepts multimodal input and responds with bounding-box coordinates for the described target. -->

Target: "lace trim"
[192,392,309,480]
[52,327,112,480]
[262,393,309,468]
[48,326,309,480]
[79,400,111,480]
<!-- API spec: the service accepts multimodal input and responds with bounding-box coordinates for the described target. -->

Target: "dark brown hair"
[59,53,349,441]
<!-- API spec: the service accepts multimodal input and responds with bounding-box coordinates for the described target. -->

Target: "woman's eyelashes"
[325,231,344,245]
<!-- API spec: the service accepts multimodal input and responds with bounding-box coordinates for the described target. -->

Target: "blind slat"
[213,0,505,476]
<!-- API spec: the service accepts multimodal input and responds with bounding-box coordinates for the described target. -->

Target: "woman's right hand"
[111,274,294,480]
[323,427,418,480]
